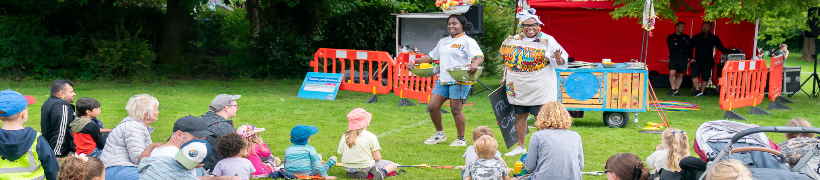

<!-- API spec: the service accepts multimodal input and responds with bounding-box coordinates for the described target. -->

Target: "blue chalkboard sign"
[297,72,344,100]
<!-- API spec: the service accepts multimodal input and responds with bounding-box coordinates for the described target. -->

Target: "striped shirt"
[284,145,330,176]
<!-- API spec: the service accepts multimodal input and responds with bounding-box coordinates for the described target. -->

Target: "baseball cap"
[175,139,208,170]
[0,90,36,117]
[290,125,318,145]
[236,125,266,138]
[209,94,241,112]
[173,116,214,138]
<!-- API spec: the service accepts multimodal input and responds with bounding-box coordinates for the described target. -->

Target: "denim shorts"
[432,81,472,100]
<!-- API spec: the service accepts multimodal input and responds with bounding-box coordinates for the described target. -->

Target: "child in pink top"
[236,125,280,178]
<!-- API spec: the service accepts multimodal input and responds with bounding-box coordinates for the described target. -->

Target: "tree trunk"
[158,0,191,69]
[802,35,816,62]
[246,0,260,37]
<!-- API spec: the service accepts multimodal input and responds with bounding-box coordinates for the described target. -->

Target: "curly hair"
[534,102,573,129]
[218,133,247,158]
[58,155,104,180]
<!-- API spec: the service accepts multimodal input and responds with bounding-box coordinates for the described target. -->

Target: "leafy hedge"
[0,0,517,79]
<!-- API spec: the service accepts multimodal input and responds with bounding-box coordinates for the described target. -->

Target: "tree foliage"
[612,0,820,46]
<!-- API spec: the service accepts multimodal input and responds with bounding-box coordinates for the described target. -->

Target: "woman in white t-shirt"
[414,14,484,147]
[502,8,568,157]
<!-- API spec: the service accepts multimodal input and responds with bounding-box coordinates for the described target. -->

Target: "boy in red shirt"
[69,97,109,157]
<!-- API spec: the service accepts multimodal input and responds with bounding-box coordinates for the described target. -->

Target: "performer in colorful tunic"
[501,8,568,156]
[414,14,484,147]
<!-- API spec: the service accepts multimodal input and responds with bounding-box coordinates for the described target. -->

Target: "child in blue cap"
[283,125,337,179]
[0,90,60,180]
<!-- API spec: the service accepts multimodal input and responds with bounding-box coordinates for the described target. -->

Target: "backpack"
[780,137,820,180]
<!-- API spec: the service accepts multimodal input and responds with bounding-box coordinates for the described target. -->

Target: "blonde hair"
[535,102,573,129]
[125,94,159,121]
[705,159,752,180]
[58,155,104,180]
[345,129,363,148]
[785,118,815,139]
[474,135,498,159]
[662,128,690,172]
[472,126,495,142]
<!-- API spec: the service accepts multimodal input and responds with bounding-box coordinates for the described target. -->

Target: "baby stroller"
[698,125,820,180]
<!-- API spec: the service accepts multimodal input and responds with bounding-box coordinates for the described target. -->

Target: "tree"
[611,0,820,48]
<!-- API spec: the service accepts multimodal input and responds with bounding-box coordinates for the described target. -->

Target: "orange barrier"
[310,48,394,94]
[719,59,769,111]
[768,56,785,102]
[393,52,437,104]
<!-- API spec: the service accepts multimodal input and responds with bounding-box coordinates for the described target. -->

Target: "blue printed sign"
[297,72,344,100]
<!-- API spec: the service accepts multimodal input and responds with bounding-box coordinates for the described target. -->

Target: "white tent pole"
[753,18,760,58]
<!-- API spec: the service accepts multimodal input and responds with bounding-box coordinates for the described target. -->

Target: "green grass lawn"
[1,56,818,179]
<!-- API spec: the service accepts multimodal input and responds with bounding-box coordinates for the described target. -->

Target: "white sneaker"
[424,132,447,145]
[504,146,527,156]
[449,139,467,147]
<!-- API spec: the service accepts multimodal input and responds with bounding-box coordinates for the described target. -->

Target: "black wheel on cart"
[603,112,628,128]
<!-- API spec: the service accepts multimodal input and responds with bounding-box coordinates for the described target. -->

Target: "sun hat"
[347,108,372,131]
[236,125,266,138]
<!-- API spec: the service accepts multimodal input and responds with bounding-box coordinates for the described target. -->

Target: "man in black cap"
[143,116,214,159]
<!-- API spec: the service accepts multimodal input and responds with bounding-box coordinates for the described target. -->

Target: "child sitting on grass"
[235,125,280,178]
[213,133,256,180]
[605,153,649,180]
[524,102,584,180]
[463,135,511,180]
[464,126,502,167]
[70,97,106,157]
[337,108,398,180]
[0,90,59,180]
[646,128,690,177]
[59,154,105,180]
[285,125,337,179]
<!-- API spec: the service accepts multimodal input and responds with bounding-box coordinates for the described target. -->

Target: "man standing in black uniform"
[667,22,691,96]
[691,22,730,96]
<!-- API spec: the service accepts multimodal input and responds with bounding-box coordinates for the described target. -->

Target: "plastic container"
[443,5,471,14]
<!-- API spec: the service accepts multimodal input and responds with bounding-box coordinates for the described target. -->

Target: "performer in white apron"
[502,8,568,156]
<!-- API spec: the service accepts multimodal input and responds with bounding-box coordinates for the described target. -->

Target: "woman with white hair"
[99,94,160,180]
[502,8,569,156]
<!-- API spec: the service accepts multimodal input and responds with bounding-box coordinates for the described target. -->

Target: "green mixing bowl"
[409,66,438,77]
[447,66,483,82]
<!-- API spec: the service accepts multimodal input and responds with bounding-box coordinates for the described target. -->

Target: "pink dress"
[247,143,274,176]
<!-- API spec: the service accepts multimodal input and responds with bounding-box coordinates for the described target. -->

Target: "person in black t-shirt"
[667,22,692,96]
[691,22,730,96]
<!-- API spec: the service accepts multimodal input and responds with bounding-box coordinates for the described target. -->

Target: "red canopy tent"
[528,0,757,75]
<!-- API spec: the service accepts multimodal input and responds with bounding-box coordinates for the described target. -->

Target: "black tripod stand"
[798,56,820,98]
